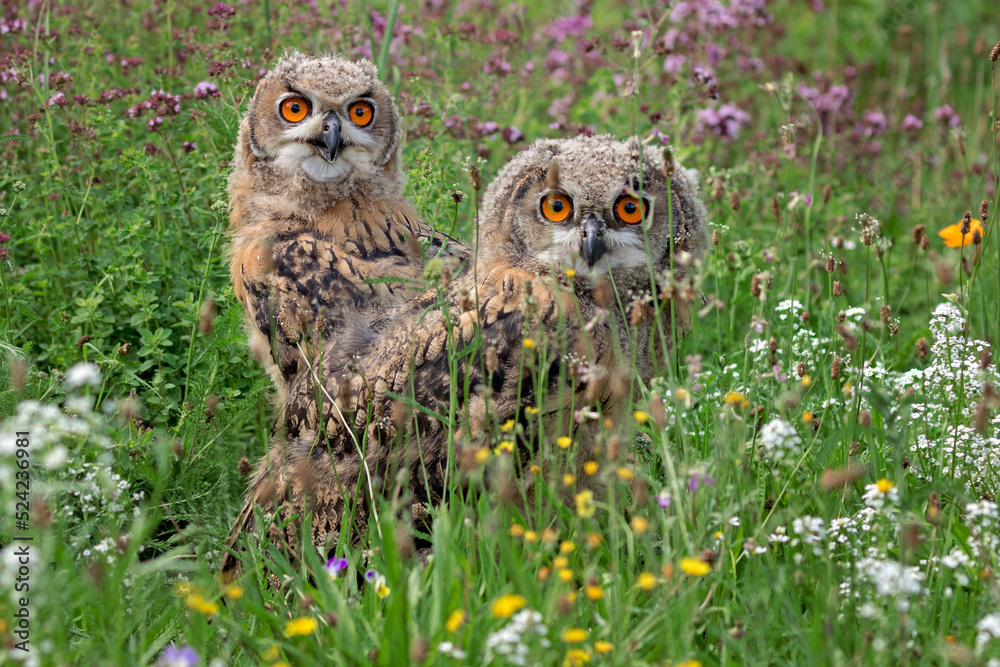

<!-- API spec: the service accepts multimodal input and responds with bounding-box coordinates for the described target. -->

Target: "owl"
[222,135,709,574]
[227,52,468,399]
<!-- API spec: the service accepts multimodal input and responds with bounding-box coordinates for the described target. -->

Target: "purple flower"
[158,645,199,667]
[663,54,686,74]
[182,141,197,153]
[193,81,219,99]
[900,114,923,131]
[545,15,592,40]
[364,569,378,583]
[147,116,163,132]
[859,109,886,137]
[933,104,959,128]
[207,3,236,18]
[696,104,750,142]
[325,557,349,579]
[502,126,524,143]
[47,92,67,107]
[0,231,11,244]
[656,491,671,508]
[477,121,499,136]
[688,472,716,492]
[798,84,854,134]
[651,127,671,145]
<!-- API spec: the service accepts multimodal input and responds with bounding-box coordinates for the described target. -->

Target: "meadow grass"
[2,1,1000,665]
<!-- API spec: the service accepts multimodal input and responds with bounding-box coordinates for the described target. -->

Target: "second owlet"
[223,135,709,568]
[227,52,468,397]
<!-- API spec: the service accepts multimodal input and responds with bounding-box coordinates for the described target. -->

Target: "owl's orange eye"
[280,97,309,123]
[349,101,374,127]
[615,195,646,224]
[541,193,572,222]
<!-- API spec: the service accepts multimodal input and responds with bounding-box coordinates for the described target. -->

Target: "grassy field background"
[2,0,1000,664]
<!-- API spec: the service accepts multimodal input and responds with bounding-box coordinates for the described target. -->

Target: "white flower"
[759,418,801,462]
[65,362,101,389]
[977,612,1000,648]
[42,445,67,469]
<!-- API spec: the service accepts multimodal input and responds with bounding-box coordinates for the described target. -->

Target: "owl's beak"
[309,112,342,162]
[581,213,607,268]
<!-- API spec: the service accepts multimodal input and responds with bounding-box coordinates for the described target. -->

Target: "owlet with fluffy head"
[227,52,467,397]
[223,135,708,572]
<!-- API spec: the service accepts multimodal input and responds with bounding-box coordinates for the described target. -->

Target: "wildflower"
[562,628,588,642]
[283,617,318,637]
[524,531,538,542]
[594,641,613,654]
[565,268,576,278]
[474,447,491,464]
[65,362,102,389]
[900,114,923,131]
[723,391,745,405]
[557,436,572,449]
[586,533,602,548]
[522,338,536,349]
[560,541,576,554]
[801,375,812,388]
[585,585,604,600]
[875,478,894,494]
[563,473,576,486]
[510,524,526,537]
[636,572,657,590]
[500,419,515,432]
[438,640,468,660]
[502,126,525,143]
[157,645,199,667]
[616,467,634,481]
[542,528,559,542]
[633,410,650,423]
[525,406,540,416]
[324,556,349,579]
[184,594,219,615]
[575,490,596,518]
[759,417,802,462]
[558,568,574,582]
[491,593,527,618]
[364,569,378,583]
[261,646,280,661]
[675,661,703,667]
[583,461,599,475]
[495,440,515,454]
[554,556,569,569]
[631,516,649,534]
[679,557,712,576]
[445,609,466,633]
[564,648,591,666]
[933,104,960,128]
[696,104,751,141]
[656,490,671,507]
[801,411,813,424]
[224,584,243,599]
[688,472,716,491]
[939,218,983,248]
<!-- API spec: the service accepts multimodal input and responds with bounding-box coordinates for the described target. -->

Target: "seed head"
[915,337,929,359]
[920,235,930,251]
[991,39,1000,62]
[980,346,992,370]
[831,354,842,379]
[712,229,720,245]
[836,324,857,350]
[973,228,982,245]
[859,410,872,427]
[797,361,806,378]
[771,196,781,223]
[880,305,890,325]
[469,165,482,191]
[825,256,835,273]
[832,280,842,296]
[822,184,832,204]
[912,224,926,244]
[975,402,989,434]
[729,190,741,212]
[662,147,675,178]
[961,211,972,235]
[981,199,990,220]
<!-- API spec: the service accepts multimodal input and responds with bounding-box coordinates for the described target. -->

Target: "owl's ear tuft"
[545,160,560,191]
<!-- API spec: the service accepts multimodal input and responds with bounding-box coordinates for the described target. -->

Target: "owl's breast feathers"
[230,196,468,380]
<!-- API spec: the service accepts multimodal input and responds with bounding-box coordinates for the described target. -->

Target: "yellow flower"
[564,648,591,666]
[583,461,599,475]
[575,490,595,518]
[495,440,514,454]
[474,447,491,464]
[554,556,569,569]
[524,530,538,543]
[501,419,515,432]
[538,566,551,581]
[492,594,527,618]
[585,585,604,600]
[224,585,243,600]
[876,478,894,493]
[633,410,649,423]
[174,580,196,597]
[184,594,219,616]
[563,592,577,605]
[269,663,290,667]
[939,218,983,248]
[525,406,540,416]
[262,645,280,661]
[724,391,745,405]
[801,374,812,388]
[594,641,613,654]
[714,531,723,541]
[636,572,657,590]
[616,467,634,481]
[557,436,573,449]
[558,568,574,583]
[565,268,577,278]
[631,516,649,534]
[562,628,589,642]
[522,338,536,349]
[283,617,318,637]
[510,523,525,537]
[675,661,703,667]
[586,533,602,548]
[375,576,391,598]
[445,609,466,633]
[530,464,542,475]
[801,411,813,424]
[842,381,852,395]
[563,473,576,486]
[542,528,558,542]
[679,557,712,577]
[560,540,576,554]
